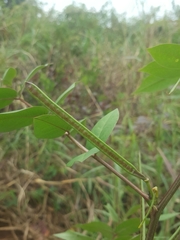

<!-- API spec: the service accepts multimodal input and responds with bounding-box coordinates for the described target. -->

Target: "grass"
[0,0,180,239]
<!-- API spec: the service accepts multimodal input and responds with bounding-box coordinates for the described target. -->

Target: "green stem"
[139,155,146,240]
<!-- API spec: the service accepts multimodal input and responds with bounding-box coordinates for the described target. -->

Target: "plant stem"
[146,173,180,240]
[158,173,180,212]
[15,97,32,107]
[139,154,146,240]
[65,132,149,202]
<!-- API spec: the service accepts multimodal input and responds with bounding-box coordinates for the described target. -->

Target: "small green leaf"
[0,106,48,132]
[140,61,180,79]
[2,68,17,86]
[67,148,99,167]
[148,44,180,69]
[0,88,17,109]
[54,230,93,240]
[24,64,48,83]
[56,82,76,104]
[135,75,179,93]
[159,212,179,221]
[86,109,119,150]
[34,115,72,139]
[77,222,113,238]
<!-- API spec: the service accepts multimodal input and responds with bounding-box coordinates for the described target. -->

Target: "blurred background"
[42,0,178,17]
[0,0,180,239]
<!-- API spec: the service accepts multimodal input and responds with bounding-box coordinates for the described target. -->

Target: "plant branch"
[65,132,149,202]
[146,173,180,240]
[15,97,32,107]
[158,173,180,211]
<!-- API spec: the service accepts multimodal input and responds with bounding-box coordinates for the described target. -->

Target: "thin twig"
[15,97,32,107]
[65,132,149,202]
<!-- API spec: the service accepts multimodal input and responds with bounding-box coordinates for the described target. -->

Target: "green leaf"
[148,44,180,69]
[159,212,179,221]
[114,218,139,238]
[86,109,119,150]
[54,230,93,240]
[67,148,99,167]
[0,106,48,132]
[2,68,17,86]
[56,82,76,104]
[77,222,113,239]
[135,75,179,93]
[33,115,72,139]
[140,61,180,79]
[0,88,17,109]
[24,64,48,83]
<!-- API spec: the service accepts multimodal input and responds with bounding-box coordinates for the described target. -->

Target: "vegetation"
[0,1,179,239]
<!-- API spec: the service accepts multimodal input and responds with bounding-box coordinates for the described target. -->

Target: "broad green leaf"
[105,203,119,222]
[140,61,180,79]
[54,230,93,240]
[77,222,113,239]
[0,106,48,132]
[24,64,48,83]
[114,218,139,237]
[148,44,180,69]
[2,68,16,86]
[86,109,119,150]
[159,212,179,221]
[33,115,72,139]
[135,75,179,93]
[67,148,99,167]
[0,88,17,109]
[56,82,76,104]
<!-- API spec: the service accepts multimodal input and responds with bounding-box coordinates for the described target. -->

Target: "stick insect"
[26,82,147,181]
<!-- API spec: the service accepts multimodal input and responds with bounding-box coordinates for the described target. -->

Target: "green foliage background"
[0,0,180,239]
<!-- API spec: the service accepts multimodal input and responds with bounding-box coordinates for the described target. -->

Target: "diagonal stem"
[158,173,180,211]
[65,132,149,202]
[146,173,180,240]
